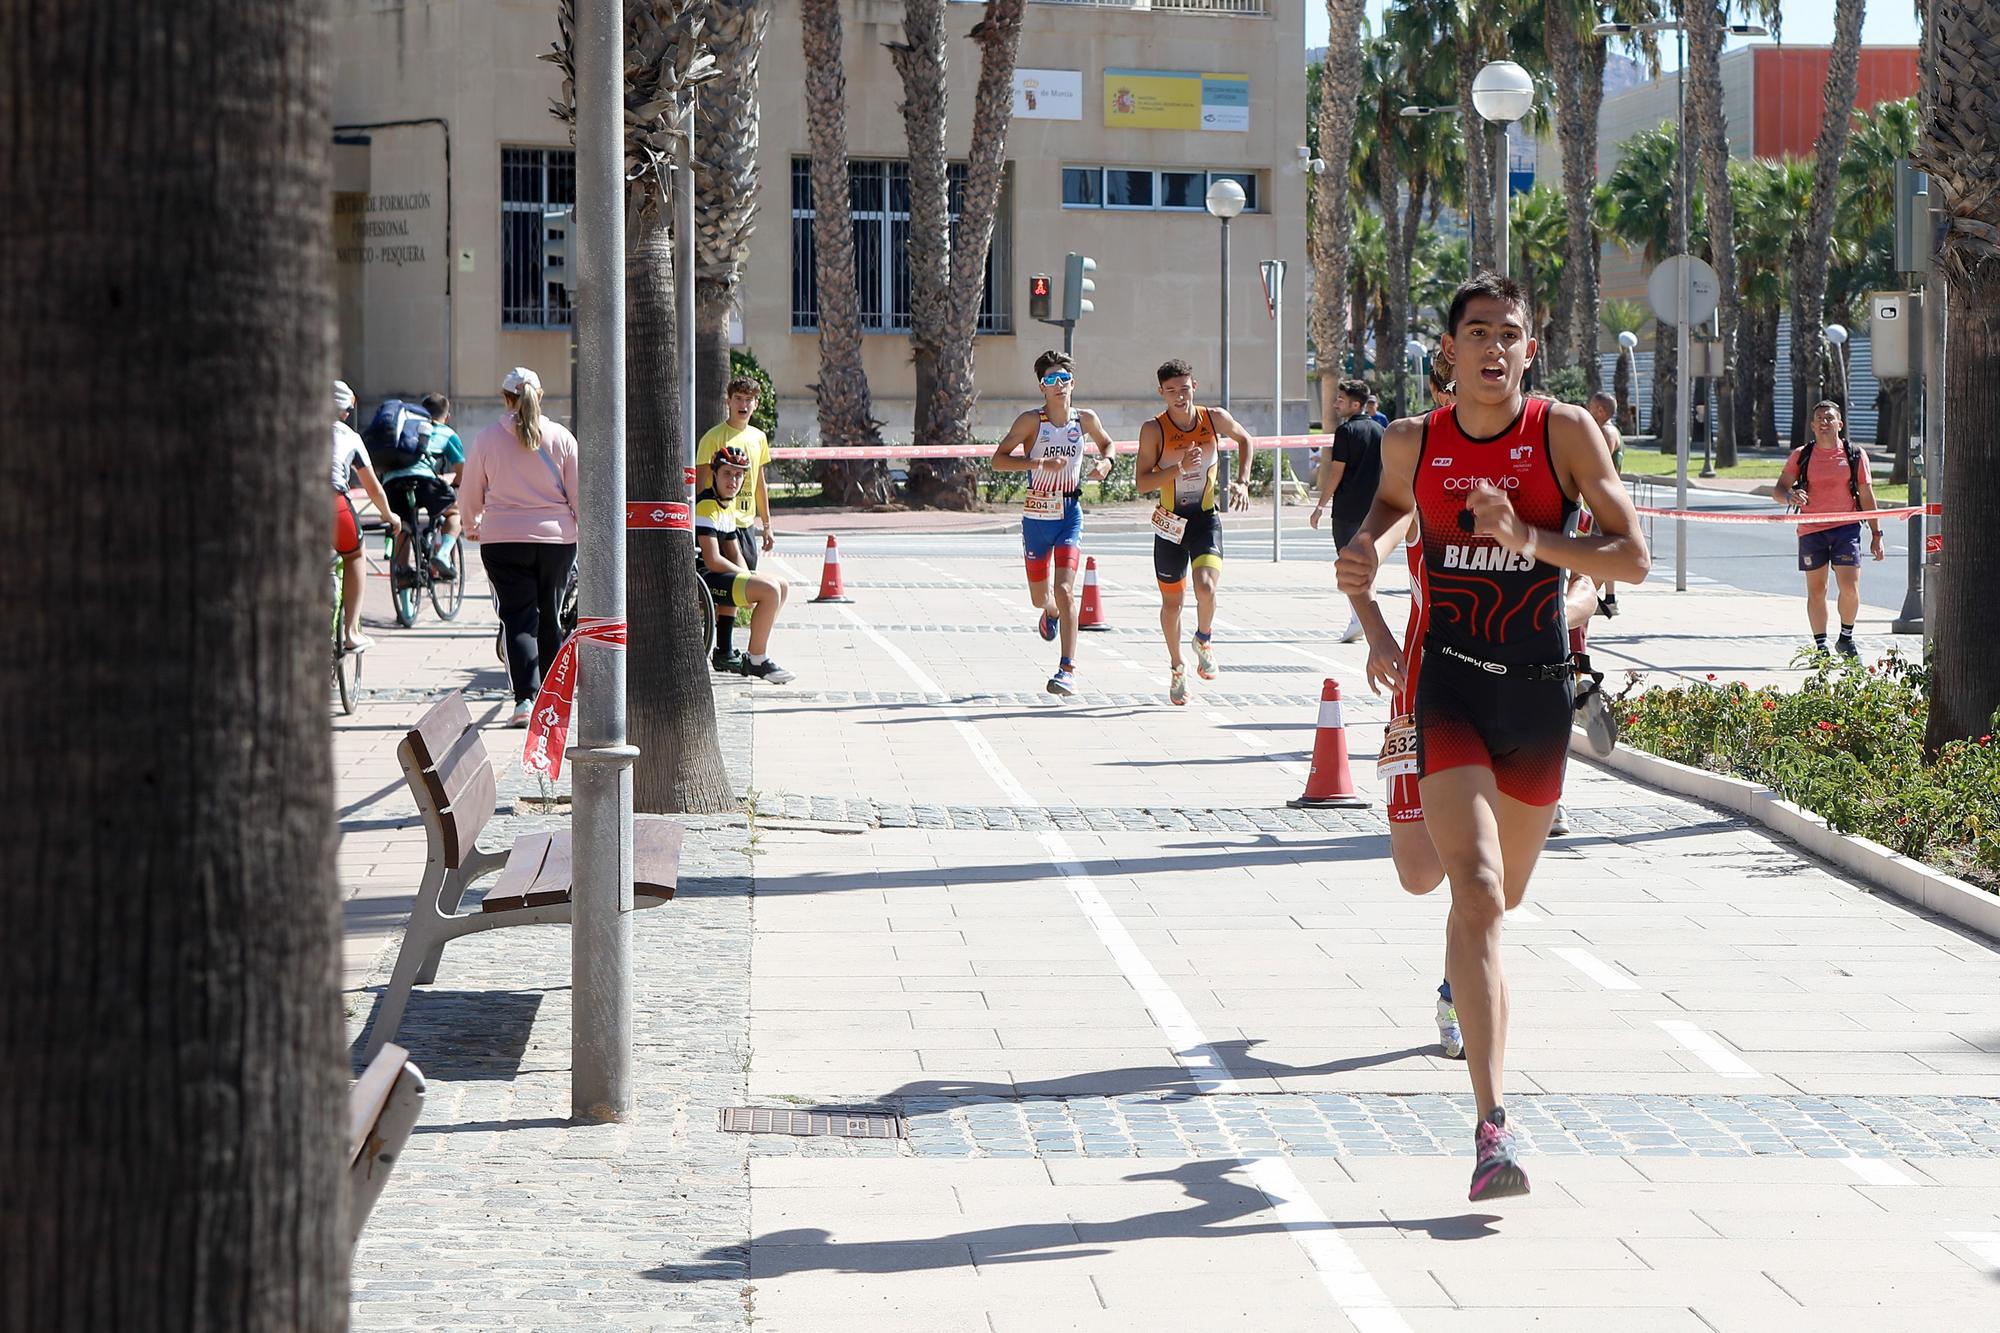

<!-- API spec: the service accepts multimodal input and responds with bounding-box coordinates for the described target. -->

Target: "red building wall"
[1753,47,1919,159]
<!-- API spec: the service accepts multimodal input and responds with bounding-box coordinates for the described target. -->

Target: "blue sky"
[1306,1,1923,70]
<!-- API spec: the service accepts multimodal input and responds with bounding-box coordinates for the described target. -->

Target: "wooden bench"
[347,1042,425,1249]
[361,691,680,1059]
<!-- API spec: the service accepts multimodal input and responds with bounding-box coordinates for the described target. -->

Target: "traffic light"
[1063,252,1096,322]
[1028,272,1053,321]
[541,208,573,289]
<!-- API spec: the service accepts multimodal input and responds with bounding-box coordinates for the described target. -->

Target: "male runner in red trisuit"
[1338,275,1650,1201]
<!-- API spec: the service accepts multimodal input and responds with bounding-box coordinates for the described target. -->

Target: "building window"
[501,147,576,330]
[1062,167,1102,208]
[1062,166,1262,213]
[791,158,1012,336]
[1104,168,1155,210]
[1159,170,1205,210]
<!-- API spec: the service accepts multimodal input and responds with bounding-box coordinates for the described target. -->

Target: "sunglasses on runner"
[1041,371,1073,386]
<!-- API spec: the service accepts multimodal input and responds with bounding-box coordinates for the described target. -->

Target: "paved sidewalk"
[340,530,2000,1331]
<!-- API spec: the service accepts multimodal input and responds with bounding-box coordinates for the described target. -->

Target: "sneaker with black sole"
[1577,685,1620,757]
[740,658,795,685]
[1468,1107,1530,1201]
[1836,635,1859,658]
[711,648,744,674]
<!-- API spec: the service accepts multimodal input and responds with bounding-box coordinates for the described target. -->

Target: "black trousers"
[481,541,577,703]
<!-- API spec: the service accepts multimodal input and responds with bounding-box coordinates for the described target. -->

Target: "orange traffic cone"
[1077,557,1111,631]
[811,534,854,603]
[1288,678,1369,809]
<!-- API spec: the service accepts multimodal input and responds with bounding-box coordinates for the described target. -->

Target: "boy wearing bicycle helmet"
[696,441,796,685]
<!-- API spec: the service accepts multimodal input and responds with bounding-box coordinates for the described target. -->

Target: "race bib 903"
[1151,505,1189,544]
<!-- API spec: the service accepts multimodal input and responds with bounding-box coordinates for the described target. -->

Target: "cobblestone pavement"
[741,1092,2000,1162]
[750,792,1741,838]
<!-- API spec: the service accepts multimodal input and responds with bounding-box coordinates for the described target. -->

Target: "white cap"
[501,366,542,396]
[333,380,355,411]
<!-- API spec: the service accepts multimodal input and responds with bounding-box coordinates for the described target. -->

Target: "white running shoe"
[1436,998,1465,1060]
[1549,804,1570,836]
[1577,683,1620,757]
[1339,615,1364,644]
[1192,635,1218,680]
[1169,665,1188,706]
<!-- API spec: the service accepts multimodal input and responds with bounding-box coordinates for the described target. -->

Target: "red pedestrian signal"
[1029,272,1052,321]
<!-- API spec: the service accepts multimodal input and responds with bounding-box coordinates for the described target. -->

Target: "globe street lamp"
[1207,177,1247,505]
[1471,61,1534,279]
[1824,322,1850,406]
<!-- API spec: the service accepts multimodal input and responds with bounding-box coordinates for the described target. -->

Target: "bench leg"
[413,864,468,986]
[361,936,429,1063]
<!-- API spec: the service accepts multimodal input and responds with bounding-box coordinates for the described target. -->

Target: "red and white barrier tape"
[766,434,1339,462]
[627,501,693,530]
[524,617,627,781]
[1633,502,1940,525]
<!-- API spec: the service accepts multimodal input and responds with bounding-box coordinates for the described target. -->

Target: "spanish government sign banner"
[1103,68,1250,132]
[1013,68,1084,121]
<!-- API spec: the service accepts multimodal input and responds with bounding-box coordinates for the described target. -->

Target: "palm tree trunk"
[1789,0,1867,450]
[1686,1,1741,466]
[888,0,953,500]
[1,3,345,1326]
[1313,0,1367,428]
[1389,171,1425,415]
[1374,102,1407,412]
[1754,306,1781,449]
[692,0,771,437]
[1651,318,1677,446]
[694,274,736,442]
[1918,0,2000,748]
[802,0,894,504]
[628,215,733,814]
[1546,0,1604,382]
[1457,32,1495,273]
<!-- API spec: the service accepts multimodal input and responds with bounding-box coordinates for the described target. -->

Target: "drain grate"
[719,1106,904,1139]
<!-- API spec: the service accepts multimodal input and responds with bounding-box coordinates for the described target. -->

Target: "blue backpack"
[362,399,432,472]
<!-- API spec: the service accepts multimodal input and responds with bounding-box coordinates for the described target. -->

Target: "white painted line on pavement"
[1553,946,1639,990]
[1508,906,1543,924]
[1949,1232,2000,1270]
[1839,1155,1916,1187]
[1213,614,1369,682]
[1205,710,1309,779]
[829,603,1411,1332]
[1655,1020,1760,1079]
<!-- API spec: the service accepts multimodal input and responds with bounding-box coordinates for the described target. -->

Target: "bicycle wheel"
[430,538,466,620]
[392,525,424,627]
[698,573,717,653]
[333,562,359,715]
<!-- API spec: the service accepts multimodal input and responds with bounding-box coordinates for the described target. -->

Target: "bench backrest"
[400,692,496,868]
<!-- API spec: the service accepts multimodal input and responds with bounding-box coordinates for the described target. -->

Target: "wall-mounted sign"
[1014,68,1083,121]
[1103,68,1250,132]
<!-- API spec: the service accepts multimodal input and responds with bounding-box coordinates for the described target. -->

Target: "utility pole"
[570,0,636,1123]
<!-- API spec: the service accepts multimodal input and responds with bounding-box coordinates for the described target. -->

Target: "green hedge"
[1620,652,2000,892]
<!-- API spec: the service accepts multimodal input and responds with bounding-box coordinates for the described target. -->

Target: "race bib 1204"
[1024,490,1066,519]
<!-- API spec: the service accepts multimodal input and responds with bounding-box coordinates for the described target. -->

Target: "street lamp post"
[1471,61,1534,279]
[1207,178,1247,506]
[1597,14,1766,592]
[1617,329,1639,433]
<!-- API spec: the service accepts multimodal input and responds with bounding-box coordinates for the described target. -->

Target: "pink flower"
[1816,721,1837,732]
[1706,673,1718,682]
[1762,700,1778,712]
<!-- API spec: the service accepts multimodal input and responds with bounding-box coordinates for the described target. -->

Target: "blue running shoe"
[1037,610,1058,642]
[1047,664,1077,697]
[1468,1107,1529,1201]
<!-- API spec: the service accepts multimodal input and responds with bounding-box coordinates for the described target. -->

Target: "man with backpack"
[378,393,465,580]
[1775,401,1885,657]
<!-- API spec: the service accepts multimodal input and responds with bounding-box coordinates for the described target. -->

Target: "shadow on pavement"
[646,1160,1501,1284]
[348,987,546,1079]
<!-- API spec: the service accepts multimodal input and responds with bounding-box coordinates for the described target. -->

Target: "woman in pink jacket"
[459,367,580,727]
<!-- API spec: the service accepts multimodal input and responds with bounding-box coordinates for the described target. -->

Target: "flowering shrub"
[1619,650,2000,892]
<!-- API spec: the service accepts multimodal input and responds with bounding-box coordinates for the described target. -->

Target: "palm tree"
[1347,206,1390,373]
[1544,2,1658,386]
[1511,183,1570,348]
[550,1,732,813]
[1310,0,1369,428]
[1730,156,1810,450]
[1915,0,2000,748]
[4,2,345,1323]
[693,0,771,436]
[1606,122,1699,440]
[1600,296,1650,424]
[1836,97,1918,480]
[890,0,1025,510]
[802,0,895,505]
[1787,0,1867,447]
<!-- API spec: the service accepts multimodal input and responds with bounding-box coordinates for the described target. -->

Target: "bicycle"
[333,556,363,715]
[389,509,467,628]
[491,562,716,665]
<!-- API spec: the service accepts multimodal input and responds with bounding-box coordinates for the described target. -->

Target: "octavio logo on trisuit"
[1441,475,1521,492]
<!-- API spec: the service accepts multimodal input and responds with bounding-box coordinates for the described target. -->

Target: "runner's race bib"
[1378,714,1418,780]
[1151,505,1189,544]
[1023,490,1066,520]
